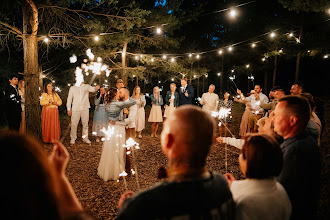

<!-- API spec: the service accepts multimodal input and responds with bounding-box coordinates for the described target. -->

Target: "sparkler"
[123,138,141,190]
[212,108,235,173]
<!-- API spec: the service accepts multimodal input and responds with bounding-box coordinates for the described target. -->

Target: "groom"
[179,78,194,105]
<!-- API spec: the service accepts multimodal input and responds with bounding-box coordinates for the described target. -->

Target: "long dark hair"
[96,87,105,104]
[105,87,118,104]
[0,131,60,219]
[43,82,55,95]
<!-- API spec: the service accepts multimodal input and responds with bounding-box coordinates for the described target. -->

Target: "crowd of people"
[0,73,325,219]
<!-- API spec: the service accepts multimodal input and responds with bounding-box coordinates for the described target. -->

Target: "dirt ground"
[43,102,329,219]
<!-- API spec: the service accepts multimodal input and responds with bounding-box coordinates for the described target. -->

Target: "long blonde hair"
[132,86,143,99]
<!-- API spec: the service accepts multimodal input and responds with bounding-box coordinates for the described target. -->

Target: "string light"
[171,78,174,81]
[270,32,276,38]
[229,9,237,18]
[262,57,266,62]
[196,54,200,59]
[218,49,223,54]
[194,75,197,78]
[217,73,221,76]
[289,33,293,37]
[44,37,49,43]
[94,36,100,41]
[205,74,208,78]
[324,55,329,59]
[231,69,235,73]
[151,58,154,62]
[135,56,139,60]
[251,43,256,48]
[156,27,162,34]
[189,53,192,57]
[171,57,175,62]
[228,46,233,52]
[162,55,167,59]
[246,64,250,68]
[279,49,283,53]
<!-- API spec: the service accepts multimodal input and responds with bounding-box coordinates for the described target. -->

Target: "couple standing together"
[66,83,136,181]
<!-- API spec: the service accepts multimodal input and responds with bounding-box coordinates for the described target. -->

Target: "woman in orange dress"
[40,83,62,143]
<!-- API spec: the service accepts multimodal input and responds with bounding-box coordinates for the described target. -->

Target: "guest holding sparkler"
[40,83,62,143]
[67,81,99,145]
[148,86,163,137]
[235,84,268,133]
[1,131,88,219]
[224,134,292,220]
[218,92,233,137]
[179,78,194,105]
[164,83,179,118]
[132,86,146,138]
[260,87,285,112]
[117,105,234,219]
[273,95,320,219]
[200,84,219,114]
[217,112,283,149]
[92,87,107,142]
[98,88,136,181]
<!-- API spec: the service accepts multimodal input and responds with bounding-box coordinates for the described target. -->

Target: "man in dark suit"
[179,78,194,105]
[4,74,22,131]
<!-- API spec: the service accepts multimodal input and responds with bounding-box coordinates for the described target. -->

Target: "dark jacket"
[277,131,320,219]
[165,91,179,107]
[179,84,194,105]
[4,85,22,130]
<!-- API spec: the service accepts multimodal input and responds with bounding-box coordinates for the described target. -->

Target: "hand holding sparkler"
[117,191,134,209]
[224,173,236,187]
[216,137,224,144]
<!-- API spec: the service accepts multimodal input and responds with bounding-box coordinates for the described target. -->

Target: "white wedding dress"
[97,124,126,181]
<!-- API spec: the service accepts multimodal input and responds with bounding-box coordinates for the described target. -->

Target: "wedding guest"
[40,83,62,143]
[260,88,285,112]
[4,74,21,131]
[200,84,219,114]
[299,93,322,145]
[217,112,282,150]
[124,88,137,138]
[117,106,235,219]
[164,83,179,118]
[116,79,124,90]
[235,84,269,133]
[92,87,107,142]
[0,131,88,219]
[18,79,26,134]
[148,86,163,137]
[218,92,233,137]
[67,82,99,145]
[290,81,303,95]
[224,134,291,220]
[273,95,321,219]
[132,86,146,138]
[179,78,194,105]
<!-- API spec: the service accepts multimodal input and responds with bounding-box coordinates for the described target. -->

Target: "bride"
[97,87,136,181]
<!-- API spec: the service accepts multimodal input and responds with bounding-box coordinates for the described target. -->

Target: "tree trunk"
[122,41,128,85]
[273,46,278,88]
[220,55,224,97]
[295,25,303,82]
[23,0,41,139]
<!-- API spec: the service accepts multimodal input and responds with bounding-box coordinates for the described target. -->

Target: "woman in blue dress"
[92,87,107,142]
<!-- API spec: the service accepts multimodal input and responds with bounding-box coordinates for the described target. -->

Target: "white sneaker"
[70,140,75,145]
[83,138,91,144]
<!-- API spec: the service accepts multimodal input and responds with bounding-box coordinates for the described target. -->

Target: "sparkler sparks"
[101,126,115,140]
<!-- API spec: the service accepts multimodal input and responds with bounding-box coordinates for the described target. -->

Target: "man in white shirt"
[119,87,137,138]
[235,84,269,132]
[200,84,219,114]
[67,82,99,144]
